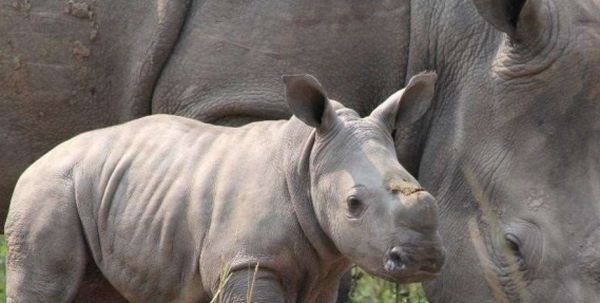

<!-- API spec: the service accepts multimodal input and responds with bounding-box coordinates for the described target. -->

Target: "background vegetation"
[348,268,429,303]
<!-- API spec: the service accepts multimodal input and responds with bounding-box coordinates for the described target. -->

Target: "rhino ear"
[369,72,436,132]
[283,74,337,132]
[472,0,546,42]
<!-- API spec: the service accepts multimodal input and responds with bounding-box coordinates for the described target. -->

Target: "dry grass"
[210,262,261,303]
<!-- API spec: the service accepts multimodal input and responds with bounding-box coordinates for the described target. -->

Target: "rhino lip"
[383,248,442,279]
[382,259,440,283]
[383,258,440,276]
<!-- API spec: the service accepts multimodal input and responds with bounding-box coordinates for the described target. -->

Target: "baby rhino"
[6,73,444,303]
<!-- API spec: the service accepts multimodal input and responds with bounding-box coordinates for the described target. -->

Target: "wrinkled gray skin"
[5,73,444,303]
[0,0,410,231]
[0,0,190,230]
[400,0,600,301]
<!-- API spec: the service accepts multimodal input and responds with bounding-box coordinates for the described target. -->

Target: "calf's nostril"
[389,247,401,259]
[384,246,409,273]
[389,246,407,263]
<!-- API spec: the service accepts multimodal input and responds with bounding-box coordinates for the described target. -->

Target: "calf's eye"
[346,196,365,217]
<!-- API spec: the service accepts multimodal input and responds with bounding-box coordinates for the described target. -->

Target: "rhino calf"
[6,73,444,303]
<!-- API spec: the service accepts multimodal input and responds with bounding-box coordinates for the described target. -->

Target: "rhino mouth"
[382,246,444,282]
[381,266,440,283]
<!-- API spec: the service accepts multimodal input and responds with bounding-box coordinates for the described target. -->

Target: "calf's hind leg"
[5,175,87,303]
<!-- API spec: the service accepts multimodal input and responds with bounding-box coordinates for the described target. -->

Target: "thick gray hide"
[152,1,410,124]
[402,0,600,302]
[5,74,443,303]
[0,0,190,230]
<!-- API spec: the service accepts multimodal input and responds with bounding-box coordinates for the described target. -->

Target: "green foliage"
[349,268,429,303]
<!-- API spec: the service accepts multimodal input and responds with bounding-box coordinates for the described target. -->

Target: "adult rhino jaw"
[6,72,442,302]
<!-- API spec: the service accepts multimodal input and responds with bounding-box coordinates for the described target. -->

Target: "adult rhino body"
[400,0,600,301]
[0,0,190,229]
[152,0,411,125]
[0,0,411,231]
[6,74,444,302]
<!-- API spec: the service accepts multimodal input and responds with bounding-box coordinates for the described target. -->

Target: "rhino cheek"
[526,265,600,302]
[578,228,600,291]
[329,212,396,274]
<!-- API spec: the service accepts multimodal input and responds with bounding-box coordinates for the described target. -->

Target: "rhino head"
[412,0,600,301]
[283,73,445,283]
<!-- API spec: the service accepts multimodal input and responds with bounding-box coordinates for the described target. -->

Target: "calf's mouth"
[382,244,445,282]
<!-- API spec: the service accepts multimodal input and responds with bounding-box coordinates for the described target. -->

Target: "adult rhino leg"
[5,174,87,302]
[221,269,286,303]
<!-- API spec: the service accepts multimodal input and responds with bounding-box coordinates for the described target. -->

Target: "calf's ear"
[283,74,337,132]
[369,72,436,132]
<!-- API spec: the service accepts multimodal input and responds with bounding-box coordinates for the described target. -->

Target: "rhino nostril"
[390,246,409,263]
[390,247,402,261]
[385,246,409,273]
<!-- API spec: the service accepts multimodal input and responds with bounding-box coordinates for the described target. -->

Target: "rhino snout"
[396,191,440,232]
[383,243,445,282]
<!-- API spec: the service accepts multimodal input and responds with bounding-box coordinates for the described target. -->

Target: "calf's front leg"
[220,269,286,303]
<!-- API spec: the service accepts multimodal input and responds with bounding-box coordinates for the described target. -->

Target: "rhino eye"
[346,196,365,218]
[505,233,522,257]
[502,233,528,275]
[489,233,528,279]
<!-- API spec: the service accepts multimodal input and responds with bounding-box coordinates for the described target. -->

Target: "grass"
[348,268,429,303]
[0,239,427,303]
[210,263,232,303]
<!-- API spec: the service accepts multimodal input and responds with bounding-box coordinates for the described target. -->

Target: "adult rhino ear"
[283,74,337,132]
[369,72,436,133]
[472,0,548,43]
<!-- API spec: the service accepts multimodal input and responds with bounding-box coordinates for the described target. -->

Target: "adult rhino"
[0,0,411,231]
[399,0,600,301]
